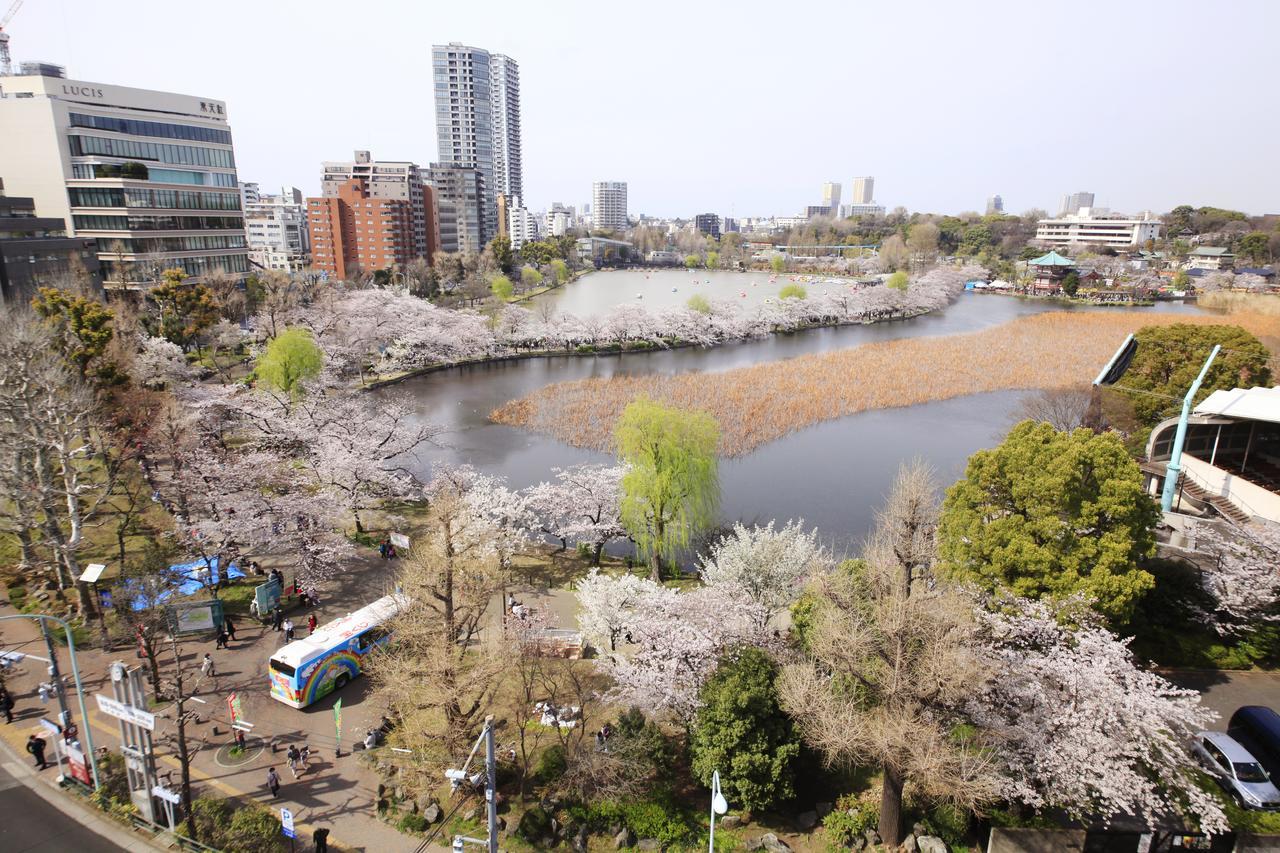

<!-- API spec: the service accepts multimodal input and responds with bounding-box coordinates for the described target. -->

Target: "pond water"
[390,287,1204,555]
[533,268,861,313]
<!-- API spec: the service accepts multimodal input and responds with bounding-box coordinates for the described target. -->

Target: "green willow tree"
[615,398,720,582]
[939,421,1160,624]
[886,271,909,291]
[256,327,323,397]
[490,274,515,301]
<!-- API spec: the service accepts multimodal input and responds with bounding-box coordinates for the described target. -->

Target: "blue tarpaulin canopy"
[128,557,244,611]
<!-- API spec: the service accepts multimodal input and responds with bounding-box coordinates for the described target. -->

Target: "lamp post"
[1161,344,1221,513]
[708,769,728,853]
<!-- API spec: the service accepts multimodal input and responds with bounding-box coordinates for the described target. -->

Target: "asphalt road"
[1165,669,1280,726]
[0,760,123,853]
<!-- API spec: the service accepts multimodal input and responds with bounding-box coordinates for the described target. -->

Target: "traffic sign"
[280,807,296,839]
[95,694,156,731]
[152,785,181,805]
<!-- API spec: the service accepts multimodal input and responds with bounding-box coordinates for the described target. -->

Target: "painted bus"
[267,594,407,709]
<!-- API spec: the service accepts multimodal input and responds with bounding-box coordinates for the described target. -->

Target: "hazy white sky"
[11,0,1279,217]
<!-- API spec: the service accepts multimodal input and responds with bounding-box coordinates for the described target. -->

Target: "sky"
[11,0,1280,218]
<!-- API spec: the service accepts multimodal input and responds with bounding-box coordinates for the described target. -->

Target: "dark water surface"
[387,293,1203,553]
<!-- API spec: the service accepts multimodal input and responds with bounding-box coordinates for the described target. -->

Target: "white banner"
[95,694,156,731]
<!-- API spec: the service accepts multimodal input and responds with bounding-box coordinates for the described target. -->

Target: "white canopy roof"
[1194,387,1280,425]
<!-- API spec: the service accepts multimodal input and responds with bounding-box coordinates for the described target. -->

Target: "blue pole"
[1161,345,1221,513]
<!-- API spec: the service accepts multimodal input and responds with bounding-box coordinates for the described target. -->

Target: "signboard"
[254,577,284,620]
[389,533,410,550]
[174,603,215,633]
[39,717,61,735]
[79,563,107,584]
[95,694,156,731]
[280,807,295,839]
[65,742,92,786]
[152,785,181,805]
[333,698,342,751]
[0,651,27,669]
[227,692,243,725]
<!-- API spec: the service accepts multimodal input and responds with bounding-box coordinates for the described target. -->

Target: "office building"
[804,205,832,219]
[308,151,441,279]
[822,182,842,216]
[242,183,309,272]
[0,181,101,306]
[432,43,523,245]
[850,176,875,205]
[721,217,739,234]
[0,67,248,287]
[1034,210,1162,248]
[840,203,885,218]
[592,181,628,232]
[986,194,1004,214]
[544,202,574,237]
[694,213,720,239]
[428,164,485,254]
[506,195,538,250]
[1059,191,1095,216]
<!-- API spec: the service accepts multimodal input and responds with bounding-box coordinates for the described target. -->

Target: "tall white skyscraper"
[591,181,627,232]
[431,43,523,245]
[822,181,841,215]
[850,176,875,204]
[1059,191,1095,216]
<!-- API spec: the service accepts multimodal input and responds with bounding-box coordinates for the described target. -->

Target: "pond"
[392,278,1203,554]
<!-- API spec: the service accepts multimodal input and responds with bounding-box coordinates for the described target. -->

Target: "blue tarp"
[127,557,244,611]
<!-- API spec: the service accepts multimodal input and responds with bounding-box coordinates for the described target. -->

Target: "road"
[1165,669,1280,726]
[0,759,123,853]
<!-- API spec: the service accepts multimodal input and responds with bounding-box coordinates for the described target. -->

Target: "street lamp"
[709,769,728,853]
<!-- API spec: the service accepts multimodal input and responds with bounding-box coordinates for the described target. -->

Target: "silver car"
[1193,731,1280,810]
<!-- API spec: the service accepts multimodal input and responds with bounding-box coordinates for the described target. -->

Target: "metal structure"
[0,0,24,76]
[0,613,100,789]
[109,660,161,822]
[708,769,728,852]
[447,714,498,853]
[1161,345,1222,512]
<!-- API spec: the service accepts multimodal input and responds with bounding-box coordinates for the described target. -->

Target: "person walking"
[0,687,14,724]
[201,653,216,681]
[286,744,301,779]
[214,626,229,650]
[299,744,311,772]
[307,613,318,635]
[312,827,330,853]
[265,766,281,799]
[271,606,283,632]
[283,619,295,643]
[224,615,237,642]
[26,734,47,770]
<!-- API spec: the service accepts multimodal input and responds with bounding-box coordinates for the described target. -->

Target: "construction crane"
[0,0,26,77]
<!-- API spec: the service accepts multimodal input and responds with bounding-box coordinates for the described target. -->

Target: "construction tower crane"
[0,0,26,77]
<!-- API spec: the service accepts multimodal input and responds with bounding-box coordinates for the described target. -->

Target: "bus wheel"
[335,674,350,691]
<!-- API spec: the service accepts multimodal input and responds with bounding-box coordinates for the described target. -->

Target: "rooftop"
[1029,250,1075,267]
[1194,386,1280,425]
[1190,247,1232,257]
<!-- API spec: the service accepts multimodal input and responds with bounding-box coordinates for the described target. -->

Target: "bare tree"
[1013,386,1093,432]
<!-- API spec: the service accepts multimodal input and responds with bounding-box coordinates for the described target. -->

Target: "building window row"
[69,134,235,168]
[102,235,248,253]
[68,113,233,145]
[73,214,245,231]
[70,162,236,187]
[69,187,242,211]
[101,252,249,281]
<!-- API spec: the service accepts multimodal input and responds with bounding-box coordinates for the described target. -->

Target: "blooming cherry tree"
[698,520,829,619]
[526,464,627,565]
[1193,519,1280,636]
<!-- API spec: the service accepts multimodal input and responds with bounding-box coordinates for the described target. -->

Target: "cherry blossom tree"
[698,520,829,620]
[525,464,627,565]
[1192,519,1280,636]
[971,595,1228,834]
[134,336,195,389]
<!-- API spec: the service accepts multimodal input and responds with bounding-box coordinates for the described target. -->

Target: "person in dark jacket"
[26,734,47,769]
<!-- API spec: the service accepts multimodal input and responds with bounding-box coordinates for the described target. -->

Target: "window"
[269,659,296,678]
[69,135,235,168]
[69,112,233,145]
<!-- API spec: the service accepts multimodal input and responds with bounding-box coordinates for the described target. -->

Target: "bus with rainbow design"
[268,594,408,709]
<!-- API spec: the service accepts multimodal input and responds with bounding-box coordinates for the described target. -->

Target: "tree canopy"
[615,398,720,581]
[691,647,800,814]
[31,286,117,381]
[146,269,221,350]
[939,421,1159,623]
[256,327,323,396]
[1118,323,1271,426]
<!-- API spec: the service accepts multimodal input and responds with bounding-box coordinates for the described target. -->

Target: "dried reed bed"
[491,311,1280,457]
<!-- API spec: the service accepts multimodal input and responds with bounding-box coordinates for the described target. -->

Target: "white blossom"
[698,519,829,616]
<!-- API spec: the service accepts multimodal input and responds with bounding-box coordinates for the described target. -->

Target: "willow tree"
[256,326,322,398]
[615,398,719,581]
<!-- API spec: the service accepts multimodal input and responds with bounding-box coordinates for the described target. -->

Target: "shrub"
[397,812,430,834]
[822,793,878,848]
[226,805,289,851]
[779,284,807,300]
[613,706,676,776]
[886,271,909,290]
[534,744,566,783]
[516,805,553,843]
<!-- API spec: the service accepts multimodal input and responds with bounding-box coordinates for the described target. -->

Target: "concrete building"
[822,182,841,216]
[694,213,721,239]
[242,183,309,272]
[1186,247,1235,271]
[1059,191,1095,216]
[544,203,573,237]
[576,235,634,264]
[721,217,739,234]
[804,205,832,219]
[506,195,537,250]
[850,176,874,205]
[0,67,248,287]
[839,203,885,218]
[315,151,436,259]
[432,43,522,245]
[1035,209,1163,248]
[986,194,1004,214]
[428,164,485,254]
[592,181,627,232]
[0,182,101,307]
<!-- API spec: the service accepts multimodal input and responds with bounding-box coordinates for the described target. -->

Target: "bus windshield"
[269,658,296,678]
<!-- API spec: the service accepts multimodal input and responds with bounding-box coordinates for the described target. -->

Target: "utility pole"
[164,612,197,840]
[485,715,497,853]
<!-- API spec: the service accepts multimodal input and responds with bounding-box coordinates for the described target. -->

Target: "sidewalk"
[0,566,435,853]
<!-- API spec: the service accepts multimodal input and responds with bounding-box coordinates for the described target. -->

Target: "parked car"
[1192,731,1280,810]
[1229,706,1280,779]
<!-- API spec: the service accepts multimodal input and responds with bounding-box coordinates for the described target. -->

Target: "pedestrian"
[283,619,295,643]
[313,827,330,853]
[215,626,228,650]
[266,766,281,799]
[307,613,317,635]
[201,653,216,679]
[300,744,311,771]
[0,688,13,724]
[26,734,47,770]
[271,606,283,632]
[235,728,247,752]
[286,744,301,779]
[224,615,236,642]
[37,681,53,704]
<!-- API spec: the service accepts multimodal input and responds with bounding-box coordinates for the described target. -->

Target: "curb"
[0,734,162,852]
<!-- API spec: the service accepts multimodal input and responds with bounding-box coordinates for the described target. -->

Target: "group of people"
[377,538,399,560]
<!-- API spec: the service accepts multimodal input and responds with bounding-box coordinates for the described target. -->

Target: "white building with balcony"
[1035,209,1163,248]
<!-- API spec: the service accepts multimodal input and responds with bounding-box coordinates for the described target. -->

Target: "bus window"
[355,626,390,652]
[269,658,296,678]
